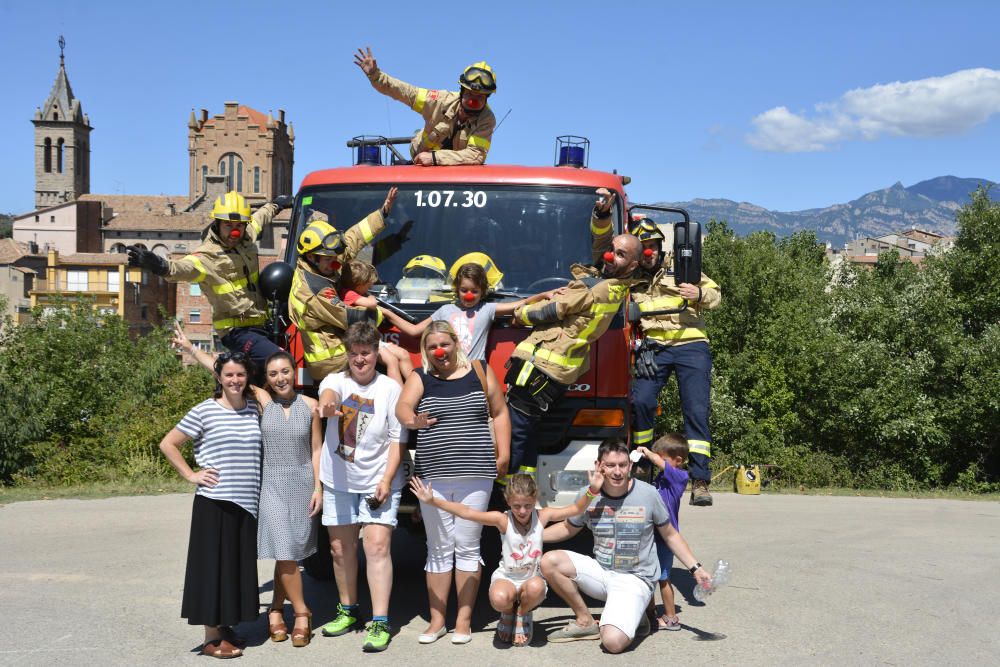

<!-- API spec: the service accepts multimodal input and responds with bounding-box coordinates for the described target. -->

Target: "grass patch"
[0,478,190,505]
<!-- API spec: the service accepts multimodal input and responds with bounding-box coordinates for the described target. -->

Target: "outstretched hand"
[354,46,377,76]
[594,188,616,215]
[315,402,343,419]
[587,466,605,493]
[409,477,434,504]
[381,186,398,216]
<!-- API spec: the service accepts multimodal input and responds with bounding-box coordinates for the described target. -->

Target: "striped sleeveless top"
[412,368,497,480]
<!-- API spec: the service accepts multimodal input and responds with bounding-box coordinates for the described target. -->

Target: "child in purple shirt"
[637,433,690,631]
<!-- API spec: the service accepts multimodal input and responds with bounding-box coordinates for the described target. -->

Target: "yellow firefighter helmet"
[459,61,497,94]
[403,255,447,280]
[210,191,252,223]
[449,252,503,289]
[297,216,345,257]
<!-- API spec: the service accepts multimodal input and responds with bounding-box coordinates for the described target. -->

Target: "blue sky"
[2,0,998,215]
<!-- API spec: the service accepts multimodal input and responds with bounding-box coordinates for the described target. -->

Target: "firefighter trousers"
[220,326,283,386]
[631,340,713,481]
[504,359,568,479]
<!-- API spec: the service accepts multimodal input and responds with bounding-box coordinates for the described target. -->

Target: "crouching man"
[541,439,712,653]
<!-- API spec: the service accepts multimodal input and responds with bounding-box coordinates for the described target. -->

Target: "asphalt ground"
[1,492,998,666]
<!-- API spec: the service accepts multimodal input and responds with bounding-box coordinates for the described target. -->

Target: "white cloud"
[746,68,1000,152]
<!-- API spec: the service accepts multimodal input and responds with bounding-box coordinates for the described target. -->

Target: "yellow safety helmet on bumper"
[459,61,497,94]
[297,214,345,257]
[403,255,447,280]
[450,252,503,289]
[211,191,252,223]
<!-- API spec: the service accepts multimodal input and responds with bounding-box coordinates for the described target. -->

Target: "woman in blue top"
[159,352,261,659]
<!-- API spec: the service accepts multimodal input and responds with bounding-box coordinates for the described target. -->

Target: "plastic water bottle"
[693,559,731,602]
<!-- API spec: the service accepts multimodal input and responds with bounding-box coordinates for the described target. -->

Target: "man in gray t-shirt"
[542,440,712,653]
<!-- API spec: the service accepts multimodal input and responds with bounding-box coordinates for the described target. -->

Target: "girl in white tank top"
[410,471,603,647]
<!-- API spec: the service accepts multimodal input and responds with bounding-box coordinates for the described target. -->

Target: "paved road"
[1,492,998,666]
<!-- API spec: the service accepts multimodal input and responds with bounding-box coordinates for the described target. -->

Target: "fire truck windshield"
[291,184,619,308]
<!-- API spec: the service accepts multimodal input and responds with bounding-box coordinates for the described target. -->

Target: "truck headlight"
[549,470,589,492]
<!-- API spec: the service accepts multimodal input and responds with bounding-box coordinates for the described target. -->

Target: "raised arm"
[410,477,507,530]
[542,518,584,543]
[171,321,216,373]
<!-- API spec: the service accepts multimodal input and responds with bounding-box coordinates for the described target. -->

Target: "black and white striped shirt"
[177,399,262,517]
[412,369,497,481]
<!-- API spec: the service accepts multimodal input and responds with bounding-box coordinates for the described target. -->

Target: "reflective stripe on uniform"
[590,302,621,316]
[413,87,430,112]
[638,296,685,312]
[517,465,537,476]
[468,135,491,150]
[184,255,208,283]
[645,327,707,342]
[359,218,376,243]
[515,340,585,369]
[303,330,346,363]
[515,359,535,386]
[633,429,655,445]
[213,314,266,329]
[591,219,612,235]
[518,307,533,326]
[688,439,711,457]
[248,216,263,237]
[213,271,259,295]
[420,131,442,150]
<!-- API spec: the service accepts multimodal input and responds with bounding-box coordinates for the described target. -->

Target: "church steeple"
[33,36,92,210]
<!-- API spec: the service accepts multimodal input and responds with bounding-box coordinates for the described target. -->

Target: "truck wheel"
[302,523,333,581]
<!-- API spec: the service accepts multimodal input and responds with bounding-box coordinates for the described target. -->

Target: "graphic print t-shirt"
[431,302,497,361]
[568,479,670,586]
[318,372,403,493]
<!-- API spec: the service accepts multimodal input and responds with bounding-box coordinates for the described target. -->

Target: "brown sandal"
[268,608,289,643]
[201,638,242,659]
[219,626,247,648]
[291,611,312,647]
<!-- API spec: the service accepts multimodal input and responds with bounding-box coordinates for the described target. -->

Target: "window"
[44,138,52,172]
[50,215,55,222]
[66,270,88,291]
[201,165,208,192]
[35,215,39,222]
[57,138,64,173]
[219,153,244,192]
[254,166,260,193]
[141,305,149,320]
[107,269,120,293]
[189,309,201,323]
[189,283,202,296]
[110,243,127,254]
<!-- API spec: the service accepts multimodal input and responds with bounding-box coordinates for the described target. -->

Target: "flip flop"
[496,612,514,643]
[512,612,533,648]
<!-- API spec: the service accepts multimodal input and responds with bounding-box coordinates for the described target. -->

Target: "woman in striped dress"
[396,321,511,644]
[159,352,261,659]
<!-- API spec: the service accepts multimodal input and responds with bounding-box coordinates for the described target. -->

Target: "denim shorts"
[321,485,401,527]
[654,532,675,582]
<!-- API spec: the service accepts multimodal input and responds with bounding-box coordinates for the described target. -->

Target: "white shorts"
[565,551,653,640]
[490,568,548,596]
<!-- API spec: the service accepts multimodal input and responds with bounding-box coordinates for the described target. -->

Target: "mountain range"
[657,176,996,246]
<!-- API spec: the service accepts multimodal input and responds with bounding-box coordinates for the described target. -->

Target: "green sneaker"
[362,620,391,652]
[321,604,358,637]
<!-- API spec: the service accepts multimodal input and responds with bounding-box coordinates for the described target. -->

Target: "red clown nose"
[603,251,614,262]
[229,229,242,240]
[462,292,475,302]
[433,348,446,358]
[643,248,654,257]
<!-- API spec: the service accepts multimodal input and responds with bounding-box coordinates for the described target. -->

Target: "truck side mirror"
[673,221,702,285]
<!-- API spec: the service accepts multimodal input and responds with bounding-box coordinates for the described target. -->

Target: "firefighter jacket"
[589,211,721,346]
[288,209,387,379]
[634,269,720,346]
[165,203,278,335]
[288,258,382,380]
[511,274,633,385]
[366,68,496,165]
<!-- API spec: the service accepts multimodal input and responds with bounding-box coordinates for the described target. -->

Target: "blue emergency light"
[555,135,589,168]
[352,136,386,165]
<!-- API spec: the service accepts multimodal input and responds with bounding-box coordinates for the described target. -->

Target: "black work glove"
[272,194,293,210]
[126,245,169,276]
[633,337,659,380]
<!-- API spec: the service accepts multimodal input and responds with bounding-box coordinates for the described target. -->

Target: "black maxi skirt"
[181,495,259,626]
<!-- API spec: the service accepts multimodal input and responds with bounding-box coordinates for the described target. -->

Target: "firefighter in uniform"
[592,189,722,506]
[127,191,291,380]
[504,234,643,478]
[288,188,396,381]
[354,46,497,166]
